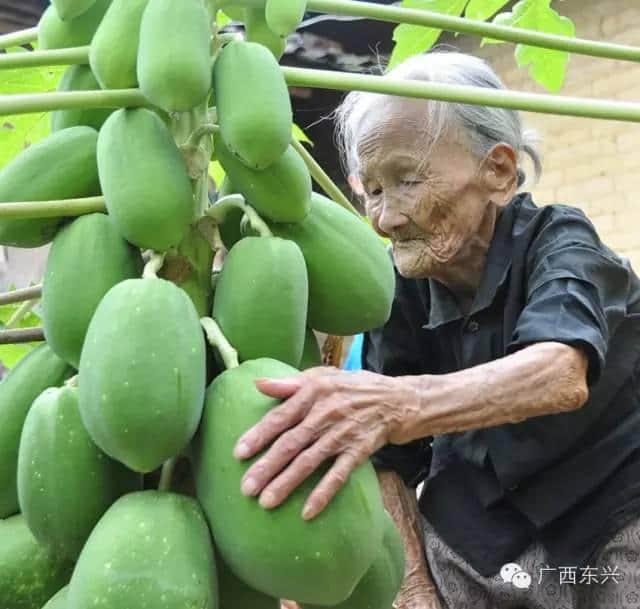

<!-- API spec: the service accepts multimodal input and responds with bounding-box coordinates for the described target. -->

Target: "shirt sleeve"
[506,207,632,386]
[362,259,432,488]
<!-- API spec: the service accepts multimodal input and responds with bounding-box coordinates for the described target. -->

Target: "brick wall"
[458,0,640,271]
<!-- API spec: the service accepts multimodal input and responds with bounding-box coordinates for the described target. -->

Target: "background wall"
[458,0,640,269]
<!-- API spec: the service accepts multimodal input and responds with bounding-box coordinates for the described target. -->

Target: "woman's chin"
[392,244,431,278]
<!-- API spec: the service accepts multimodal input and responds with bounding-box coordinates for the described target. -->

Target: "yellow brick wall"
[458,0,640,271]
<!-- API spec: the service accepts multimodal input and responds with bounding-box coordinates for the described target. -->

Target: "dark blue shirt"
[364,192,640,576]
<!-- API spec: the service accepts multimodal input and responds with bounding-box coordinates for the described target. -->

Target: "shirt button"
[467,320,480,333]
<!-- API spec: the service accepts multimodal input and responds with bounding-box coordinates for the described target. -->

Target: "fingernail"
[241,477,259,496]
[259,490,277,509]
[234,441,251,459]
[302,503,314,520]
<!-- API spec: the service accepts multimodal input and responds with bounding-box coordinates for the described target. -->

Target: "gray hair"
[334,50,542,189]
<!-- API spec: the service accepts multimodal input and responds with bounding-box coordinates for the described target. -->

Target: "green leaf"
[0,60,65,170]
[217,9,232,28]
[209,160,226,190]
[292,123,313,146]
[0,302,42,369]
[481,11,514,45]
[387,0,469,71]
[465,0,510,22]
[510,0,575,92]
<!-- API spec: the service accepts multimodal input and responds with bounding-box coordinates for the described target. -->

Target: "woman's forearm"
[377,471,441,609]
[395,342,589,444]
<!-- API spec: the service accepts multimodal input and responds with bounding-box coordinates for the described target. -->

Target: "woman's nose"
[377,198,408,236]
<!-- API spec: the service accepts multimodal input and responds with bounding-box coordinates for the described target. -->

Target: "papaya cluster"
[0,1,403,608]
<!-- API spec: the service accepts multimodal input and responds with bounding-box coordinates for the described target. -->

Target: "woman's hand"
[233,367,412,520]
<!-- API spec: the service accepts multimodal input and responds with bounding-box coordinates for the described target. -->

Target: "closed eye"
[401,180,423,186]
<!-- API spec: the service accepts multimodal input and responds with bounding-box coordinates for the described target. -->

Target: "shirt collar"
[422,193,528,330]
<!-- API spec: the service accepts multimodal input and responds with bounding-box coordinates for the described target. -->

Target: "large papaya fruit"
[302,510,406,609]
[213,40,292,169]
[42,585,68,609]
[0,344,73,519]
[299,327,322,369]
[97,108,195,251]
[51,65,113,132]
[192,358,385,605]
[137,0,212,112]
[78,278,206,473]
[214,132,311,223]
[217,549,279,609]
[17,385,142,560]
[51,0,97,20]
[66,491,218,609]
[90,0,149,89]
[0,514,73,609]
[245,7,286,59]
[212,236,308,366]
[38,0,112,50]
[42,213,143,368]
[0,126,100,248]
[270,193,395,335]
[265,0,307,37]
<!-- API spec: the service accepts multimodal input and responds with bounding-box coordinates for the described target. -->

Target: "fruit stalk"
[206,194,273,237]
[142,252,167,279]
[291,137,358,216]
[158,457,177,492]
[200,317,239,369]
[0,197,106,219]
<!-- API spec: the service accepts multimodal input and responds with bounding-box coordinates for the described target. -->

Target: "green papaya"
[42,213,143,368]
[0,514,73,609]
[42,585,68,609]
[0,126,100,248]
[51,65,113,132]
[192,358,385,605]
[299,327,322,369]
[0,344,73,519]
[90,0,149,89]
[302,510,406,609]
[265,0,307,37]
[78,278,206,473]
[52,0,98,20]
[245,7,286,60]
[97,108,195,251]
[66,491,218,609]
[217,549,279,609]
[214,132,311,223]
[213,40,292,170]
[137,0,212,112]
[17,385,142,560]
[212,237,308,366]
[270,193,395,335]
[38,0,112,50]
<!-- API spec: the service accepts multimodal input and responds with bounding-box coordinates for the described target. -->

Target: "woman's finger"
[241,421,318,498]
[301,449,362,520]
[254,377,303,399]
[233,385,314,460]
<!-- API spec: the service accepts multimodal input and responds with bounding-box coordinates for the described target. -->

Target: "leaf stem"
[0,197,106,219]
[0,89,148,117]
[200,316,239,369]
[291,138,358,216]
[0,327,44,344]
[0,26,38,50]
[305,0,640,63]
[5,299,38,330]
[142,252,167,278]
[282,66,640,123]
[0,285,42,306]
[0,46,89,69]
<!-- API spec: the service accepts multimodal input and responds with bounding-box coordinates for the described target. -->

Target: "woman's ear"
[348,173,365,196]
[482,143,518,203]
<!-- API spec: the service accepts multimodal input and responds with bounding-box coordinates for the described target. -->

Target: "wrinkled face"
[357,97,495,279]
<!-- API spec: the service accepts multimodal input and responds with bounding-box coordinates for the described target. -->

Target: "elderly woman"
[233,51,640,609]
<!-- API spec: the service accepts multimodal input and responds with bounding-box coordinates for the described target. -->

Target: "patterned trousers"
[422,514,640,609]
